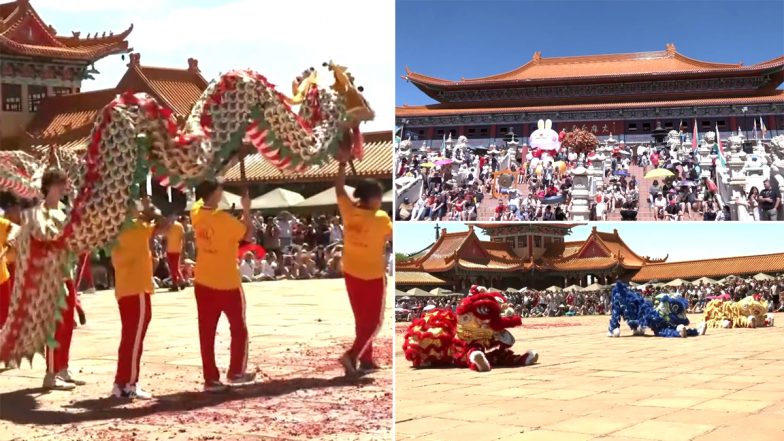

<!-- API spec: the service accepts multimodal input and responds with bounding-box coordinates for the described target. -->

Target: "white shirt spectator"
[260,260,276,278]
[240,260,255,281]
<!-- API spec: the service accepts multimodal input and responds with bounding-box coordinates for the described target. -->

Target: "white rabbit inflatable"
[529,119,561,163]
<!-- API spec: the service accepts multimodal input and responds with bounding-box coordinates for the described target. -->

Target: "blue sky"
[33,0,394,131]
[396,0,784,106]
[394,222,784,262]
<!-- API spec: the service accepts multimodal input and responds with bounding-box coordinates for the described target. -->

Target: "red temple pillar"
[522,121,531,138]
[729,116,738,131]
[458,126,465,136]
[768,115,776,132]
[426,127,434,140]
[489,124,497,140]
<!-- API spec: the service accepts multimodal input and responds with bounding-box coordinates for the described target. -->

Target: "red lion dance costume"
[403,285,538,371]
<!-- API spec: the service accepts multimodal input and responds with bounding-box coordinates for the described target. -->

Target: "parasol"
[238,243,266,259]
[435,159,453,166]
[644,168,675,179]
[420,163,435,168]
[543,195,565,204]
[423,305,437,311]
[613,170,629,176]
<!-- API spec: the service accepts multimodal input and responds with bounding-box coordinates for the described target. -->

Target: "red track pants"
[46,279,76,374]
[167,253,183,286]
[115,293,152,386]
[77,253,93,289]
[344,274,386,364]
[194,284,248,383]
[0,263,15,327]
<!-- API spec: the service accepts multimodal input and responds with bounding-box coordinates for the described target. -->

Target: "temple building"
[396,44,784,145]
[0,0,132,148]
[395,224,784,291]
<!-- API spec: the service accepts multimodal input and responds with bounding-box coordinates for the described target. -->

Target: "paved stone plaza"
[0,280,392,441]
[395,314,784,441]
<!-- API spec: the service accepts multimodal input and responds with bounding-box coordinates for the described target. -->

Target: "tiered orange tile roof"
[396,227,533,273]
[223,131,392,184]
[0,0,131,62]
[26,55,208,154]
[548,227,663,271]
[396,91,784,117]
[404,44,784,86]
[632,252,784,282]
[395,271,448,286]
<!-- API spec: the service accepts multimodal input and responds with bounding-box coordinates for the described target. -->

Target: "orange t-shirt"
[191,199,245,290]
[0,217,11,284]
[112,219,155,299]
[167,221,184,254]
[337,194,392,280]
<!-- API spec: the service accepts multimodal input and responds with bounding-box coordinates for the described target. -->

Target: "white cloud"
[79,0,394,132]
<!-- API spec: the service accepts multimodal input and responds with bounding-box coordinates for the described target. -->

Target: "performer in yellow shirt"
[334,152,392,376]
[191,179,255,392]
[111,196,163,400]
[0,194,21,328]
[166,215,185,291]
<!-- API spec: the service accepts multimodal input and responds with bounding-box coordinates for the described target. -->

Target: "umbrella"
[423,305,437,311]
[406,287,431,297]
[677,180,697,187]
[238,243,266,259]
[543,195,565,204]
[613,170,629,176]
[719,275,737,283]
[563,284,583,292]
[295,186,355,209]
[429,287,453,296]
[693,277,717,285]
[644,168,675,179]
[382,189,394,203]
[505,287,519,294]
[420,163,435,168]
[250,188,304,210]
[665,278,690,287]
[395,307,412,313]
[545,285,562,292]
[395,290,408,298]
[435,159,453,166]
[583,283,607,291]
[752,273,775,281]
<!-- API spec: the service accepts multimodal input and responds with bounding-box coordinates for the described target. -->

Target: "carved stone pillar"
[570,165,591,221]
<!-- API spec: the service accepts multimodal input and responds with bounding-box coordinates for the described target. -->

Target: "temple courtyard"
[0,280,393,441]
[395,314,784,441]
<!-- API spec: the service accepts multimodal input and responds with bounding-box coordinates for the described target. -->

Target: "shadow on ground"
[0,375,374,425]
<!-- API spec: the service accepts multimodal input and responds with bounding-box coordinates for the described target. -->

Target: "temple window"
[479,127,488,137]
[2,84,22,112]
[53,87,71,96]
[701,120,711,128]
[717,120,726,129]
[534,236,542,248]
[544,236,553,247]
[28,85,47,112]
[505,237,515,247]
[627,123,637,132]
[435,129,445,137]
[664,122,674,129]
[517,235,528,248]
[642,122,651,132]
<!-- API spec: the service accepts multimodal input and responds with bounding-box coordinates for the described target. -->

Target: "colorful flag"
[760,117,767,139]
[692,118,698,150]
[753,118,758,140]
[716,123,726,167]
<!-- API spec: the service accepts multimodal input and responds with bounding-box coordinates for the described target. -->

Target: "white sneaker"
[131,385,153,400]
[697,322,707,336]
[43,373,75,391]
[204,380,228,393]
[58,369,86,385]
[85,287,96,294]
[676,324,687,338]
[611,327,621,338]
[227,372,256,384]
[523,350,539,366]
[748,315,757,328]
[469,351,491,372]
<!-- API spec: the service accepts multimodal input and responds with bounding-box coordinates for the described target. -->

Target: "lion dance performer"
[703,294,774,329]
[403,285,538,372]
[0,62,374,376]
[110,196,165,399]
[335,143,392,376]
[608,281,706,338]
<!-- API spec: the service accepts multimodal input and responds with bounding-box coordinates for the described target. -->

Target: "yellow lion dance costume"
[703,294,774,328]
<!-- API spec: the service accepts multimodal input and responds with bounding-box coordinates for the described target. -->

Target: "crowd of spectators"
[395,275,784,321]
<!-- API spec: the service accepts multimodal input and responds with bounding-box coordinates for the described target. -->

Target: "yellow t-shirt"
[167,221,185,253]
[191,199,245,290]
[0,217,11,284]
[112,219,155,299]
[337,194,392,280]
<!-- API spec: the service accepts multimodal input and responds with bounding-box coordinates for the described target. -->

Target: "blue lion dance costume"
[608,282,706,338]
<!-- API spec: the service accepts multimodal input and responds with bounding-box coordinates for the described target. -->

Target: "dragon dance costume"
[0,62,374,394]
[608,282,706,338]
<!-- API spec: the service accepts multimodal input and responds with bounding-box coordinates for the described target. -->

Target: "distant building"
[396,224,784,291]
[397,44,784,146]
